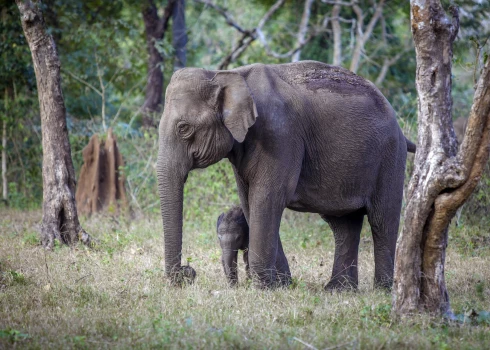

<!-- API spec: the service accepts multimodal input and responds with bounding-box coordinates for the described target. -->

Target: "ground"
[1,166,490,349]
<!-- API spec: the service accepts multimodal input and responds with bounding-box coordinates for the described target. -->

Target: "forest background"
[1,0,490,348]
[1,0,489,222]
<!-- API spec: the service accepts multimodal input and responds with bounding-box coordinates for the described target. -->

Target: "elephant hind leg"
[366,201,401,290]
[323,211,364,291]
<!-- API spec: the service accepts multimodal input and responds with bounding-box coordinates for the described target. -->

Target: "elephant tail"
[406,138,416,153]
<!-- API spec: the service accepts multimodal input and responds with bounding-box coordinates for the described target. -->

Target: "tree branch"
[63,69,102,97]
[159,0,177,36]
[350,0,385,73]
[193,0,249,35]
[292,0,314,62]
[197,0,285,69]
[322,0,357,5]
[374,51,405,86]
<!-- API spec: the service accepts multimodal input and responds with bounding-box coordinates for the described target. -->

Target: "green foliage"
[1,0,489,238]
[9,270,26,285]
[458,164,490,227]
[360,303,392,327]
[0,329,29,344]
[0,269,28,287]
[449,223,490,257]
[453,310,490,326]
[0,2,34,92]
[22,232,39,246]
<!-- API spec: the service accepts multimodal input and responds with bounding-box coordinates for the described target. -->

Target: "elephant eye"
[176,121,194,140]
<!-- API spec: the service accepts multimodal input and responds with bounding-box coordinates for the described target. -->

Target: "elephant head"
[157,68,258,284]
[217,207,250,286]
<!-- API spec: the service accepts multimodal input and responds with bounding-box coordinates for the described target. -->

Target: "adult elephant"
[157,61,415,290]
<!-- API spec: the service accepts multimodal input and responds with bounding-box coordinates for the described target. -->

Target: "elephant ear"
[217,212,224,232]
[212,72,258,143]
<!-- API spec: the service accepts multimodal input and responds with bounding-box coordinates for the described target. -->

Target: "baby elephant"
[217,207,291,286]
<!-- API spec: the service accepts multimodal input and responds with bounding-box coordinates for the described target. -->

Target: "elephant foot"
[324,276,358,292]
[167,265,196,287]
[227,278,239,287]
[276,272,293,288]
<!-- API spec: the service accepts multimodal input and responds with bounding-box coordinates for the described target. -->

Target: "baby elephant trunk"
[222,249,239,286]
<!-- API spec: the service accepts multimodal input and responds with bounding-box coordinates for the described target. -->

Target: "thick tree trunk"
[393,0,490,316]
[141,0,175,127]
[172,0,187,71]
[16,0,90,248]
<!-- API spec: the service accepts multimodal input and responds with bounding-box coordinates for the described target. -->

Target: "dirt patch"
[278,61,384,106]
[75,128,128,216]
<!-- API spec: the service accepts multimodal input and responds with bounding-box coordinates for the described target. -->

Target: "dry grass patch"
[1,208,489,349]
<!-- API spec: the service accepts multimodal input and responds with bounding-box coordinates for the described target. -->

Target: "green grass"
[1,166,490,349]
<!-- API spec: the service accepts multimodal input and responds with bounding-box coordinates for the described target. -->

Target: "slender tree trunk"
[172,0,187,71]
[141,0,175,127]
[350,0,384,73]
[393,0,490,316]
[16,0,90,248]
[142,1,164,125]
[2,115,6,203]
[331,4,342,66]
[291,0,313,62]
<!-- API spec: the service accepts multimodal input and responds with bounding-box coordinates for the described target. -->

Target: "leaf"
[0,329,29,342]
[477,311,490,324]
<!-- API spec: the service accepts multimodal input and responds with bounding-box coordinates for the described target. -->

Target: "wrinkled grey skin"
[157,60,415,289]
[217,206,291,286]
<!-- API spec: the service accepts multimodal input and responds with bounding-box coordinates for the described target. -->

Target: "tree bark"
[16,0,90,248]
[393,0,490,317]
[172,0,187,71]
[141,0,175,127]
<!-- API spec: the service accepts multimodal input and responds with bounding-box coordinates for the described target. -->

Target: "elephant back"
[273,61,388,111]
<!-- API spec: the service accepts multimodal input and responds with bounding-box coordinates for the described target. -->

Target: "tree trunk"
[331,4,342,66]
[16,0,90,248]
[141,0,175,127]
[291,0,313,62]
[349,0,384,74]
[172,0,187,71]
[393,0,490,316]
[1,115,6,203]
[2,88,8,204]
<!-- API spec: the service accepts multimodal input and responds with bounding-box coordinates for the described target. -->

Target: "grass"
[1,165,490,349]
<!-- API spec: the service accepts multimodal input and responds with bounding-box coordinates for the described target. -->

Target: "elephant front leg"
[323,212,364,291]
[247,193,285,289]
[245,235,291,287]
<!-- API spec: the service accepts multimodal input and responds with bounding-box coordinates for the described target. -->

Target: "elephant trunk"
[222,249,239,286]
[157,148,194,285]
